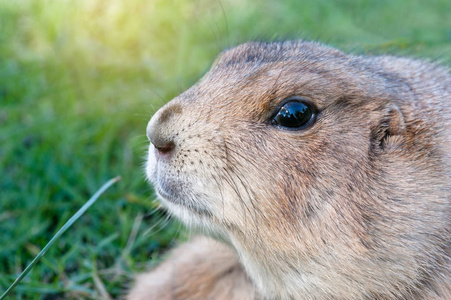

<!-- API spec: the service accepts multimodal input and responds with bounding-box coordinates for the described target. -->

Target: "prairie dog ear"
[371,103,406,151]
[385,104,406,136]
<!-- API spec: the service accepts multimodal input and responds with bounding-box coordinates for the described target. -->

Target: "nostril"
[154,141,175,156]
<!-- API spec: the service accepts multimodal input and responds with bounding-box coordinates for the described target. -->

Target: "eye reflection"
[272,100,314,129]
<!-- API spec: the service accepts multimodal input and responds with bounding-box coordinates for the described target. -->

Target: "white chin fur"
[145,143,157,182]
[146,143,207,226]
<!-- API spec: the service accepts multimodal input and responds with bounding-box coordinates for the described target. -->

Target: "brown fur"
[127,236,257,300]
[128,41,451,299]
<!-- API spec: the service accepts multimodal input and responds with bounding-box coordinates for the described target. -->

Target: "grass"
[0,0,450,298]
[0,177,120,300]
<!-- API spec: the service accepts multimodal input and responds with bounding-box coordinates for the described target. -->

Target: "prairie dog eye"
[271,97,317,130]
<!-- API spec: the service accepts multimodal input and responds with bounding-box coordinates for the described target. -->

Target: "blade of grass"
[0,176,121,300]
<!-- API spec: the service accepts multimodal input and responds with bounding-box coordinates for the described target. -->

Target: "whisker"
[143,213,172,237]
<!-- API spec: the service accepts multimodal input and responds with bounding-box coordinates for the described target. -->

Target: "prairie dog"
[128,41,451,299]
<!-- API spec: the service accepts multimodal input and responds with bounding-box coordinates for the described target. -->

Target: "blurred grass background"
[0,0,450,298]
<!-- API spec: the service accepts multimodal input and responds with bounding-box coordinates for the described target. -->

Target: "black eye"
[271,98,316,130]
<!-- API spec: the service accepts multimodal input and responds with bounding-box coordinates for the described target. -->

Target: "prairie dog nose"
[146,103,182,157]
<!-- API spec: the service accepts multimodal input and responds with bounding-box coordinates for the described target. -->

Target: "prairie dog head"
[146,41,450,299]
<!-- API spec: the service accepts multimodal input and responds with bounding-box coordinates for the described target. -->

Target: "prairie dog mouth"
[156,188,213,218]
[151,168,214,217]
[154,184,182,205]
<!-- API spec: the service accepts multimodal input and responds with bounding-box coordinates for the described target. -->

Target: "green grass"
[0,0,450,298]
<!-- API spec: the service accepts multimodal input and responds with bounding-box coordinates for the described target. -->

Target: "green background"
[1,0,450,298]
